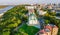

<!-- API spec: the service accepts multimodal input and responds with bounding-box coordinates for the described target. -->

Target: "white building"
[26,6,40,28]
[37,9,46,15]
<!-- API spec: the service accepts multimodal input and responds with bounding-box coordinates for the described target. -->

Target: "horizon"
[0,0,60,5]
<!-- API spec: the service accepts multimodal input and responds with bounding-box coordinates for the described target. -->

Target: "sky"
[0,0,60,5]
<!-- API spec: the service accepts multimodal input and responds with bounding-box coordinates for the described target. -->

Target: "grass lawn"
[14,23,39,35]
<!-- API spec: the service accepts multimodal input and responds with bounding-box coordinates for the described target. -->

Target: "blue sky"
[0,0,60,5]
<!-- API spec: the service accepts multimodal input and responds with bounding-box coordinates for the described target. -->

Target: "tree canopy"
[0,5,28,35]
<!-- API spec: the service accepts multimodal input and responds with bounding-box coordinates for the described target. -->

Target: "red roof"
[53,25,58,28]
[39,29,48,35]
[44,25,52,31]
[40,29,45,32]
[39,29,46,34]
[38,24,58,35]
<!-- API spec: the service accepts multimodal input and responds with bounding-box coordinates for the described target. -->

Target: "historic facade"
[37,24,58,35]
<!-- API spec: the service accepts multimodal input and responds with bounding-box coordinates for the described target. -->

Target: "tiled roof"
[53,25,58,28]
[38,24,58,35]
[44,29,50,32]
[44,25,52,31]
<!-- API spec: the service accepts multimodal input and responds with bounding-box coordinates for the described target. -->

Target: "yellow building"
[52,25,58,35]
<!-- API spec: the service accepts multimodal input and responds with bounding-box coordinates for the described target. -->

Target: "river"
[0,6,15,14]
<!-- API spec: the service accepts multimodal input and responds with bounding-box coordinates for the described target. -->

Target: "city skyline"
[0,0,60,5]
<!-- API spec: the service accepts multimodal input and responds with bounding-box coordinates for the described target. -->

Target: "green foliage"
[0,31,10,35]
[2,31,10,35]
[45,20,50,24]
[0,5,28,35]
[43,9,60,35]
[13,24,39,35]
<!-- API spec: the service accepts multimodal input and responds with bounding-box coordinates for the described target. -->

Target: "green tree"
[0,5,28,35]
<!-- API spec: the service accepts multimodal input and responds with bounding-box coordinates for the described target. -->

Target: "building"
[45,29,51,35]
[52,25,58,35]
[51,10,55,12]
[38,29,47,35]
[25,5,36,9]
[38,29,51,35]
[26,6,40,28]
[37,24,58,35]
[44,24,52,32]
[37,9,47,15]
[40,4,47,9]
[47,5,53,9]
